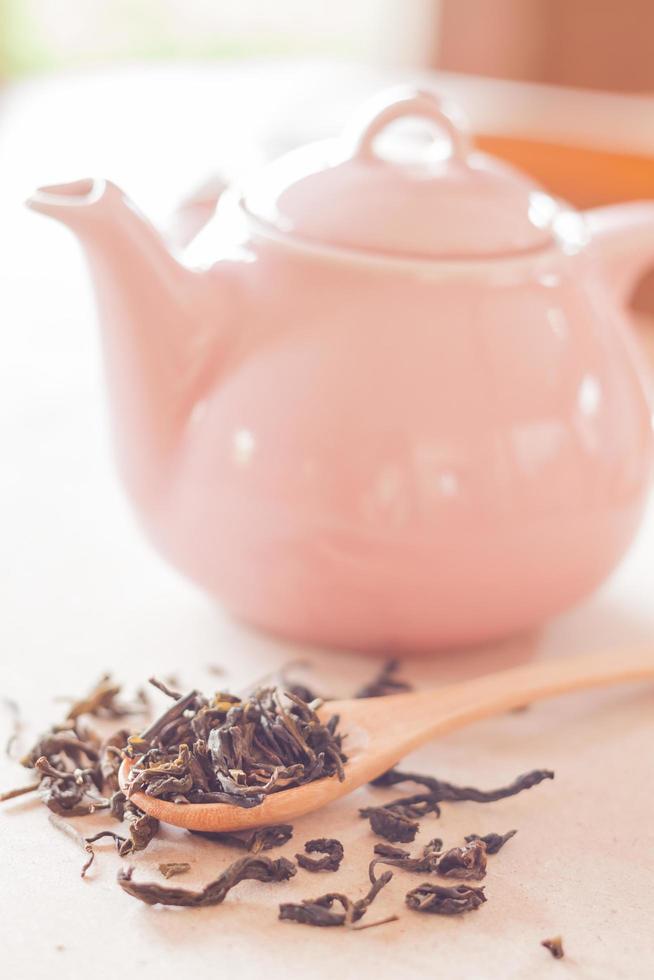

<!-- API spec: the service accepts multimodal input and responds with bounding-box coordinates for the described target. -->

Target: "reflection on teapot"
[28,87,654,653]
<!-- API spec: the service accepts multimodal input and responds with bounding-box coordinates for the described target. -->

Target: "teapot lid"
[241,88,566,260]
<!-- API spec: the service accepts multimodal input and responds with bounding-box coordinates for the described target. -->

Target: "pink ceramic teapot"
[28,87,654,654]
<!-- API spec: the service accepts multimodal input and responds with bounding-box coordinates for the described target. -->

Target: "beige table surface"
[1,61,653,980]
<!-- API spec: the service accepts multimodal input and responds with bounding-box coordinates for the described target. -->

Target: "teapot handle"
[346,87,471,164]
[585,201,654,305]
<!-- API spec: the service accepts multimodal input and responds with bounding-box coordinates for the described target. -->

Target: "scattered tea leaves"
[363,768,552,841]
[3,668,555,932]
[3,678,151,820]
[406,882,487,915]
[542,936,565,959]
[159,862,191,879]
[118,855,296,907]
[296,838,344,872]
[464,830,517,854]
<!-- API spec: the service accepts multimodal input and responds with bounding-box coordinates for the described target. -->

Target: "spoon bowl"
[119,647,654,832]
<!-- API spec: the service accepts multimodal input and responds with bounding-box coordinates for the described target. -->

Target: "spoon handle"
[374,646,654,750]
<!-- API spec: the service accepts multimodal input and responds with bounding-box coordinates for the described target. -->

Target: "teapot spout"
[585,201,654,305]
[27,178,211,508]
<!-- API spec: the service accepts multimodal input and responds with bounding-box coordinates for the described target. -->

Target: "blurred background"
[2,0,654,299]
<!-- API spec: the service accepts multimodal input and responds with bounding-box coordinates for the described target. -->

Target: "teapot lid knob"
[344,87,472,165]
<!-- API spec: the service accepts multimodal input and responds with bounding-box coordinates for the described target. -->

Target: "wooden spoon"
[119,647,653,832]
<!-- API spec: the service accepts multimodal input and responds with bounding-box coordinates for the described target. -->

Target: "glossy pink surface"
[26,88,654,653]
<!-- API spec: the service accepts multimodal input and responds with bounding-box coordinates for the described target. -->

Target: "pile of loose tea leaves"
[0,675,160,862]
[1,660,559,942]
[124,684,347,807]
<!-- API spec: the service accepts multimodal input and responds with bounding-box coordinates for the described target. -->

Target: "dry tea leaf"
[371,766,554,802]
[118,855,296,907]
[159,862,191,879]
[406,882,486,915]
[360,794,441,843]
[3,678,148,820]
[435,840,488,880]
[542,936,565,959]
[296,838,344,872]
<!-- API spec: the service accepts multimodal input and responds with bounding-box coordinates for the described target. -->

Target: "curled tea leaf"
[360,805,419,843]
[371,767,554,802]
[435,840,487,880]
[296,838,344,872]
[359,794,440,843]
[118,855,296,907]
[406,882,486,916]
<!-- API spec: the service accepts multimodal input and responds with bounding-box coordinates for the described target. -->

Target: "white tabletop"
[1,62,653,980]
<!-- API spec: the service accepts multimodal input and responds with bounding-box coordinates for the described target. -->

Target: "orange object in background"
[436,0,654,314]
[476,136,654,210]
